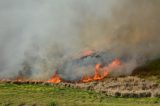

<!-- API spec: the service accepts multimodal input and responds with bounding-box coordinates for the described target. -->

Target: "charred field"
[0,59,160,106]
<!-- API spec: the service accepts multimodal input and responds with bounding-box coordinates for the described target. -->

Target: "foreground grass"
[132,58,160,83]
[0,83,159,106]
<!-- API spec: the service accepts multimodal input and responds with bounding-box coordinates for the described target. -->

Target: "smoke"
[79,0,160,56]
[0,0,159,80]
[77,0,160,77]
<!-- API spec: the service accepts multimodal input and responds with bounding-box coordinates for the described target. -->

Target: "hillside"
[0,59,160,106]
[132,58,160,83]
[0,83,160,106]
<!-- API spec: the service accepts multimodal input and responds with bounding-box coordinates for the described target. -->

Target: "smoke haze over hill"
[0,0,159,80]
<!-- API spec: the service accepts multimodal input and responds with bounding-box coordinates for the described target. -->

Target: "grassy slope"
[0,59,160,106]
[132,58,160,83]
[0,83,160,106]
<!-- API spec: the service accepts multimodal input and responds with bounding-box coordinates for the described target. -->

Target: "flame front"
[47,71,61,83]
[83,50,93,57]
[81,59,121,82]
[48,59,121,83]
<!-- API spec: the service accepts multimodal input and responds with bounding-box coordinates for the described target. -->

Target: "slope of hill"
[132,58,160,83]
[0,83,160,106]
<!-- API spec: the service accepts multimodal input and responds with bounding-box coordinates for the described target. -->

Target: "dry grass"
[0,83,160,106]
[0,59,160,105]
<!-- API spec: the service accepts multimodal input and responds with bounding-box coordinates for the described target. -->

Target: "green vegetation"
[0,83,159,106]
[132,58,160,83]
[0,58,160,106]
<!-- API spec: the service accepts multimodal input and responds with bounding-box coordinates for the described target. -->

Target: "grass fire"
[0,0,160,106]
[48,51,122,83]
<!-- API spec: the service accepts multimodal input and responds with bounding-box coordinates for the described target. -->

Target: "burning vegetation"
[0,51,160,98]
[47,51,122,83]
[0,1,160,102]
[48,58,121,83]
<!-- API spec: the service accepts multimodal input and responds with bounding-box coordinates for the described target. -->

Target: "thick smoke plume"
[0,0,159,80]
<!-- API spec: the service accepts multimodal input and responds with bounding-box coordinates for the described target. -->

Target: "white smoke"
[0,0,159,80]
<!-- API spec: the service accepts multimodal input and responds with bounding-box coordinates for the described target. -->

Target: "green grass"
[132,58,160,83]
[0,58,160,106]
[0,83,159,106]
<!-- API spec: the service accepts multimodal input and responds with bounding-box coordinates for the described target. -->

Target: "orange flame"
[48,59,121,83]
[81,59,121,82]
[109,59,121,67]
[16,76,25,82]
[83,50,93,57]
[47,71,61,83]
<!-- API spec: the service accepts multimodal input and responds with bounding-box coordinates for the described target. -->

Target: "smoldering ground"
[0,0,159,80]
